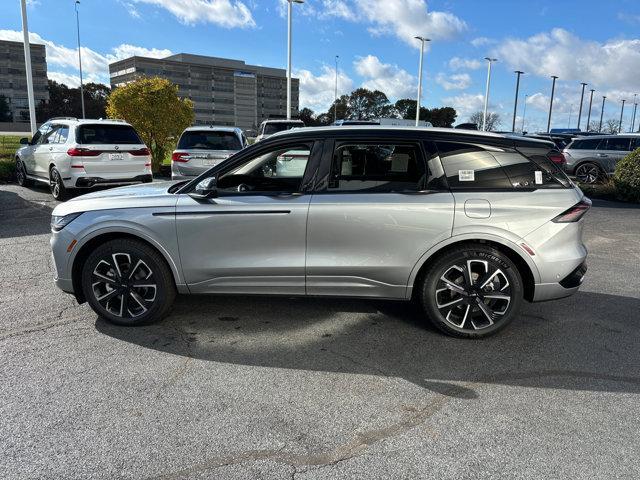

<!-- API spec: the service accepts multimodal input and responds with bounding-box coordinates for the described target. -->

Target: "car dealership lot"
[1,183,639,479]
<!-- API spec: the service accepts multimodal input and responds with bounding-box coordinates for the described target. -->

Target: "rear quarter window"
[436,142,512,189]
[77,125,143,145]
[569,138,602,150]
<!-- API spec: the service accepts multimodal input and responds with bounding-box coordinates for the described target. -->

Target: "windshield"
[77,124,142,144]
[263,122,304,135]
[178,131,242,150]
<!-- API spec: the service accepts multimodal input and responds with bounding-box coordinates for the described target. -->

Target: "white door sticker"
[534,170,543,184]
[459,169,475,182]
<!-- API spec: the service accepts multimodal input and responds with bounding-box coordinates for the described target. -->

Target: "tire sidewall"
[50,167,67,200]
[421,245,523,338]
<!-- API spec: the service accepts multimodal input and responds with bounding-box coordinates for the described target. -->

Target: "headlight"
[51,212,82,232]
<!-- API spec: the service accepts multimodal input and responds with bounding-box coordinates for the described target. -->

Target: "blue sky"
[2,0,640,131]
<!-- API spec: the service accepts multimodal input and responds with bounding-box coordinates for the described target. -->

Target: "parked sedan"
[563,134,640,183]
[171,126,247,180]
[50,126,589,338]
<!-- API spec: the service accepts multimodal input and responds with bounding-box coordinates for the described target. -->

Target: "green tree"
[326,94,349,122]
[107,77,194,172]
[469,111,501,131]
[298,107,318,126]
[428,107,457,127]
[0,95,12,121]
[36,80,110,121]
[393,98,429,122]
[347,88,392,120]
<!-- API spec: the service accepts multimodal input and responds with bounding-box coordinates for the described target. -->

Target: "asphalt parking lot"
[1,182,639,479]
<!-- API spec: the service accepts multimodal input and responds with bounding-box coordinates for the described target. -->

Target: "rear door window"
[77,124,142,144]
[602,137,632,151]
[436,142,512,189]
[178,131,242,150]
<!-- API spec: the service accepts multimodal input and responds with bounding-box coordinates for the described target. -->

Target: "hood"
[52,181,180,217]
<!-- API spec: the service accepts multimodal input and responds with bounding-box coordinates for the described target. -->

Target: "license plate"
[203,159,218,166]
[109,153,124,160]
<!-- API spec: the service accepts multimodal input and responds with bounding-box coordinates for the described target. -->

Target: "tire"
[49,167,69,201]
[418,244,523,339]
[574,162,602,184]
[15,158,32,187]
[81,238,176,326]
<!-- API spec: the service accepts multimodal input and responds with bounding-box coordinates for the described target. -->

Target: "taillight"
[552,198,592,223]
[172,152,189,163]
[548,153,566,165]
[130,147,151,156]
[67,147,101,157]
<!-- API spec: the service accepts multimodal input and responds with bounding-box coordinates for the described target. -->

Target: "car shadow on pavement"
[0,184,55,238]
[96,290,640,398]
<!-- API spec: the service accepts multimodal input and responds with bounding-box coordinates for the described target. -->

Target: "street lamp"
[414,36,430,127]
[334,55,339,123]
[598,96,606,133]
[586,89,595,131]
[618,99,626,134]
[19,0,37,135]
[286,0,304,120]
[576,82,587,130]
[547,75,558,133]
[568,104,573,129]
[482,57,497,131]
[521,94,528,133]
[511,70,524,132]
[75,0,85,119]
[630,93,638,133]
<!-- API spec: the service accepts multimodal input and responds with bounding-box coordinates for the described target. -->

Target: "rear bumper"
[532,262,587,302]
[74,174,152,188]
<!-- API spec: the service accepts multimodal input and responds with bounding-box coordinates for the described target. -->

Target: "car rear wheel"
[418,244,523,338]
[575,162,602,184]
[49,167,69,201]
[81,238,176,326]
[16,158,31,187]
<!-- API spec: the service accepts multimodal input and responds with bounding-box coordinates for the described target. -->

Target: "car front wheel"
[16,158,31,187]
[81,238,176,326]
[418,244,523,338]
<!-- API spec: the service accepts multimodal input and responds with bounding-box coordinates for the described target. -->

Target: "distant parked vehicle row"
[15,118,152,200]
[563,134,640,184]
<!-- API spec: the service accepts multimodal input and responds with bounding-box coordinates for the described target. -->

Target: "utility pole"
[630,94,638,133]
[286,0,304,120]
[586,89,595,131]
[511,70,524,132]
[414,36,430,127]
[619,99,626,134]
[547,75,558,133]
[521,94,528,133]
[568,104,573,129]
[598,96,606,133]
[482,57,498,131]
[576,82,587,130]
[20,0,37,135]
[75,1,85,118]
[333,55,339,123]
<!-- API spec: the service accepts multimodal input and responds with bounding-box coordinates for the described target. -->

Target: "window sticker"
[534,170,543,184]
[458,169,475,181]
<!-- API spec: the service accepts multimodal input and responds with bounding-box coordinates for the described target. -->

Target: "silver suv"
[171,126,247,180]
[563,134,640,183]
[50,127,589,338]
[16,118,152,200]
[255,119,305,142]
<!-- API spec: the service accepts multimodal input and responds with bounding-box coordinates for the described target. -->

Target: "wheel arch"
[408,237,538,303]
[71,231,182,303]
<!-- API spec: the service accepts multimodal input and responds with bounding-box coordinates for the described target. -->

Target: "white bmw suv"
[15,117,152,200]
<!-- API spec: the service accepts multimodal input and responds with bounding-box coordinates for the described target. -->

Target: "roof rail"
[49,117,77,121]
[96,118,127,122]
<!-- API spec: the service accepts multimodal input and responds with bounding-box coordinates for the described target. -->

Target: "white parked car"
[255,119,305,142]
[15,118,152,200]
[171,126,247,180]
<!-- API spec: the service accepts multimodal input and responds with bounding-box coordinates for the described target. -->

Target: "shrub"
[613,148,640,203]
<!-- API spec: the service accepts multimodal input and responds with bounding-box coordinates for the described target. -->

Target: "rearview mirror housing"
[19,137,30,145]
[189,176,218,200]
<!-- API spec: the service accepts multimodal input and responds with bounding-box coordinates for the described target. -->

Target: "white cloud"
[436,72,471,91]
[48,72,81,88]
[320,0,356,19]
[133,0,255,27]
[493,28,640,92]
[295,65,354,112]
[470,36,494,48]
[0,30,172,85]
[354,55,416,99]
[442,92,488,120]
[448,56,482,70]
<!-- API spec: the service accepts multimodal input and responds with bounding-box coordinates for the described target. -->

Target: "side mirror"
[189,176,218,200]
[19,137,30,145]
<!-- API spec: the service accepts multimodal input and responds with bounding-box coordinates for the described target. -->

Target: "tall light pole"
[568,104,573,129]
[511,70,524,132]
[521,94,528,133]
[75,1,85,119]
[482,57,497,131]
[547,75,558,133]
[20,0,37,135]
[598,96,606,133]
[286,0,304,120]
[630,93,638,133]
[414,36,430,127]
[576,82,587,130]
[586,89,595,131]
[618,99,626,134]
[333,55,339,123]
